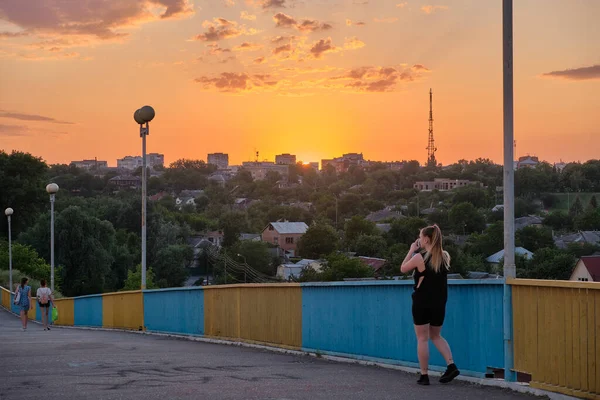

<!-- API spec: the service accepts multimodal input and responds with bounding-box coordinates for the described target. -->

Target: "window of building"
[286,237,294,244]
[578,277,589,282]
[269,225,274,231]
[274,237,278,244]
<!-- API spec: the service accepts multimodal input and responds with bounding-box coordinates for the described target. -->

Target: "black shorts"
[38,302,51,308]
[412,301,446,327]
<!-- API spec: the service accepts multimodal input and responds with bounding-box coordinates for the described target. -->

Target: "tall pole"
[50,194,56,291]
[7,214,12,292]
[502,0,516,383]
[141,122,148,290]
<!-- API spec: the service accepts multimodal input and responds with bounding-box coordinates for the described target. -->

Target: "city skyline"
[1,0,598,166]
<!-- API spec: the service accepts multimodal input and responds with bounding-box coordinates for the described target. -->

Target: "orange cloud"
[247,0,286,8]
[240,11,257,20]
[373,17,399,23]
[346,19,366,27]
[194,72,280,93]
[233,41,263,51]
[540,65,600,81]
[344,37,365,50]
[397,2,408,7]
[273,13,332,33]
[421,5,449,14]
[195,18,245,41]
[310,38,337,59]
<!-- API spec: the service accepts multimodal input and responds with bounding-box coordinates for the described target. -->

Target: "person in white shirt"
[36,279,54,331]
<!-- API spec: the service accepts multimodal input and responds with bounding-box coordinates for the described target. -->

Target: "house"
[358,256,387,274]
[208,173,227,186]
[515,216,543,231]
[204,230,224,247]
[176,197,196,209]
[179,189,205,199]
[366,206,405,223]
[413,178,481,192]
[517,156,539,169]
[109,175,142,188]
[375,223,392,234]
[239,233,261,242]
[234,198,251,209]
[492,205,504,212]
[261,221,309,257]
[486,247,533,265]
[149,191,170,202]
[276,259,323,281]
[569,256,600,282]
[554,231,600,249]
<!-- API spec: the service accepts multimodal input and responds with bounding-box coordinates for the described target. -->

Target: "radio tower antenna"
[426,88,437,167]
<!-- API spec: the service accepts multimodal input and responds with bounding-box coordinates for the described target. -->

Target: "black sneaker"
[417,374,430,385]
[439,363,460,383]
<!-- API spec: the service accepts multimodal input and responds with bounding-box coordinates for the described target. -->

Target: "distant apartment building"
[207,153,229,169]
[117,153,164,170]
[321,153,366,173]
[413,178,481,192]
[241,161,289,180]
[70,159,108,170]
[275,153,296,165]
[517,155,539,169]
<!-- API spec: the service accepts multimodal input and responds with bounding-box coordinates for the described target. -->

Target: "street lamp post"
[134,106,155,290]
[46,183,59,291]
[5,208,14,292]
[237,253,247,283]
[502,0,516,382]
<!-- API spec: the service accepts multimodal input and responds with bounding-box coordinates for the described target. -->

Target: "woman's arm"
[400,241,423,273]
[28,288,32,309]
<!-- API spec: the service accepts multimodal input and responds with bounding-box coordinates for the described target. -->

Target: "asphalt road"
[0,309,539,400]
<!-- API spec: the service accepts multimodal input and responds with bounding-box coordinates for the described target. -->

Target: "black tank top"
[412,250,448,306]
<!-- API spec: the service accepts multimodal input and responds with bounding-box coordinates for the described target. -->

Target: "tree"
[229,240,274,277]
[543,211,573,232]
[448,202,486,234]
[519,248,576,280]
[452,186,488,208]
[589,195,598,210]
[516,226,555,252]
[299,253,373,282]
[344,216,377,244]
[569,196,584,217]
[386,217,427,246]
[574,209,600,231]
[121,264,158,291]
[353,234,387,258]
[298,223,339,259]
[0,151,49,237]
[0,241,50,281]
[152,245,193,288]
[20,206,117,297]
[466,223,503,257]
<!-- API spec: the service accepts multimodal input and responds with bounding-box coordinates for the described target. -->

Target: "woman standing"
[37,279,54,331]
[400,225,460,385]
[15,277,32,331]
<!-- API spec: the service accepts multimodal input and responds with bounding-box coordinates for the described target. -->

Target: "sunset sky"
[0,0,598,167]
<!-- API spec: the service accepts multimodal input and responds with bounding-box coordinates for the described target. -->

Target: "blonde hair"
[421,225,450,273]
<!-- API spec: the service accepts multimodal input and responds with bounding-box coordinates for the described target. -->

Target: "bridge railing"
[2,279,598,398]
[509,279,599,400]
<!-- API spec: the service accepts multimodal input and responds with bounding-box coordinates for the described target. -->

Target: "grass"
[546,193,599,212]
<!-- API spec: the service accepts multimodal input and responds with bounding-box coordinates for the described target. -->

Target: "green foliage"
[298,223,339,259]
[228,240,274,276]
[298,253,374,282]
[543,211,573,232]
[452,186,489,208]
[516,226,555,252]
[353,234,387,258]
[386,217,426,246]
[569,196,584,217]
[344,216,377,244]
[465,223,503,257]
[517,248,576,280]
[589,195,598,210]
[0,241,50,281]
[152,245,193,288]
[564,242,600,259]
[574,208,600,231]
[448,202,486,234]
[121,264,158,291]
[0,151,49,236]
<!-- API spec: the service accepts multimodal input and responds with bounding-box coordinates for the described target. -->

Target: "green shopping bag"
[51,306,59,322]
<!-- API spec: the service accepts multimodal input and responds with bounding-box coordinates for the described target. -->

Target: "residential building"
[358,256,387,275]
[554,231,600,249]
[117,153,164,170]
[207,153,229,169]
[204,230,224,247]
[413,178,481,192]
[261,221,309,257]
[70,159,108,170]
[275,153,296,165]
[321,153,367,173]
[554,162,567,173]
[277,259,323,281]
[569,256,600,282]
[366,206,405,223]
[108,175,142,188]
[486,247,533,266]
[176,197,196,209]
[514,216,543,231]
[517,155,539,169]
[241,161,289,180]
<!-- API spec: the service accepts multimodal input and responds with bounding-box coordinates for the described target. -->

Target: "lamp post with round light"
[46,183,59,291]
[5,208,14,292]
[134,105,155,290]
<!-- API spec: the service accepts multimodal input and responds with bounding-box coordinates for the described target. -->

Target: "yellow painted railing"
[53,298,75,326]
[510,279,600,400]
[102,290,144,330]
[1,287,10,309]
[204,284,302,348]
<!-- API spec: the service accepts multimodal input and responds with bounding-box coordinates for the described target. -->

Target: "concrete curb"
[0,308,578,400]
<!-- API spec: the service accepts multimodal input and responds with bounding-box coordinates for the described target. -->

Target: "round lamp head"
[46,183,59,194]
[134,109,145,125]
[138,105,155,123]
[4,207,13,216]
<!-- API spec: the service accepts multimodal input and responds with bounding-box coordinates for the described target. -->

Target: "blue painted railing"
[74,294,103,327]
[143,287,204,336]
[300,280,504,377]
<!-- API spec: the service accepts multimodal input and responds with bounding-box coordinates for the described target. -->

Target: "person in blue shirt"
[14,277,32,331]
